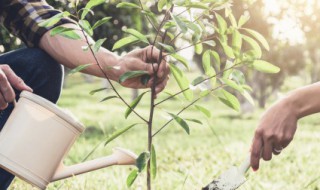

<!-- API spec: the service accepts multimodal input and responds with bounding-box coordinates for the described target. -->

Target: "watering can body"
[0,91,137,189]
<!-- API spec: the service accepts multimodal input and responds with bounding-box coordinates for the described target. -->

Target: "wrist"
[282,90,308,120]
[97,50,121,81]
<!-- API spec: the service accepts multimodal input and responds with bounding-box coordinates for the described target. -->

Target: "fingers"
[158,57,170,79]
[0,69,16,110]
[144,46,169,79]
[1,65,32,92]
[0,65,32,110]
[120,46,170,91]
[272,145,283,155]
[155,76,169,94]
[0,93,8,110]
[262,138,273,161]
[251,131,263,171]
[144,46,161,63]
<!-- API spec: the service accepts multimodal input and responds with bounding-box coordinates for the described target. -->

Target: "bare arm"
[39,24,169,93]
[251,82,320,171]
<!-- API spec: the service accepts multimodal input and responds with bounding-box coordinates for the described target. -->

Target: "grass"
[9,74,320,190]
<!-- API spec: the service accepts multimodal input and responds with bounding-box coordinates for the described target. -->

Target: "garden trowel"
[202,155,251,190]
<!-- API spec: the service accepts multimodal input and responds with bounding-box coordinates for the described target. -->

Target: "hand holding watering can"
[0,91,137,189]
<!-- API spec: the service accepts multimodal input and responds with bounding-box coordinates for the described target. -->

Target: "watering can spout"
[51,147,137,182]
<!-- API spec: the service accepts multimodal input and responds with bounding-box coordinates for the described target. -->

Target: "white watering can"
[0,91,137,189]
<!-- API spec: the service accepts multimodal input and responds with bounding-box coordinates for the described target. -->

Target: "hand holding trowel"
[202,154,251,190]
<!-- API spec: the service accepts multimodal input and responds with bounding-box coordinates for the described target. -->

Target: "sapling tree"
[40,0,280,189]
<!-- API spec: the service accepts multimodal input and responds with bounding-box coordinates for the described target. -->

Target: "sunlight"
[264,0,281,15]
[272,16,305,45]
[263,0,306,45]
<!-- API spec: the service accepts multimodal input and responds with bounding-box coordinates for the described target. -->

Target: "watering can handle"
[51,147,137,182]
[239,154,251,174]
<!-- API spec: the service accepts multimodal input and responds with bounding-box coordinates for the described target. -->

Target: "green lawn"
[9,74,320,190]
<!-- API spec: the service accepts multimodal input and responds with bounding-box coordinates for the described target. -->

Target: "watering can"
[0,91,137,189]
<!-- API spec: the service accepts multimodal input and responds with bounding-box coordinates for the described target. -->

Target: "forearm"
[39,23,120,80]
[283,82,320,119]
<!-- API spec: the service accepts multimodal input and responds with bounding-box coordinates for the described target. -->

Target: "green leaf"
[140,75,151,86]
[223,60,234,79]
[184,2,209,9]
[125,91,148,119]
[195,105,211,118]
[242,84,253,92]
[215,13,228,34]
[58,30,82,40]
[112,36,139,51]
[79,19,93,36]
[168,113,190,135]
[39,18,61,28]
[69,64,92,74]
[169,63,193,101]
[220,78,244,93]
[92,17,112,30]
[136,152,150,172]
[186,118,203,125]
[93,38,106,53]
[220,41,235,59]
[191,76,206,86]
[89,88,107,95]
[79,8,94,20]
[238,14,250,28]
[50,26,74,37]
[82,0,105,19]
[242,90,254,105]
[195,43,203,54]
[100,96,118,102]
[200,90,211,98]
[127,169,139,187]
[242,35,262,58]
[191,32,202,44]
[231,70,245,85]
[117,2,140,9]
[170,13,188,33]
[242,28,270,51]
[141,10,157,21]
[187,22,202,34]
[202,50,215,76]
[166,32,175,41]
[158,42,175,53]
[164,20,176,30]
[85,0,105,9]
[82,45,89,51]
[119,70,148,83]
[203,40,216,47]
[232,29,242,55]
[252,60,280,73]
[217,89,241,112]
[151,145,157,179]
[124,28,149,44]
[104,123,139,146]
[229,13,237,28]
[171,53,189,70]
[39,12,70,27]
[211,50,221,71]
[158,0,167,12]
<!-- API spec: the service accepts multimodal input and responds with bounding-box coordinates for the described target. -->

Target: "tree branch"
[155,62,241,106]
[152,85,225,137]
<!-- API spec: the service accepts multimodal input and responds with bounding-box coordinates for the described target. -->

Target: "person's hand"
[115,46,169,94]
[250,98,298,171]
[0,65,33,110]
